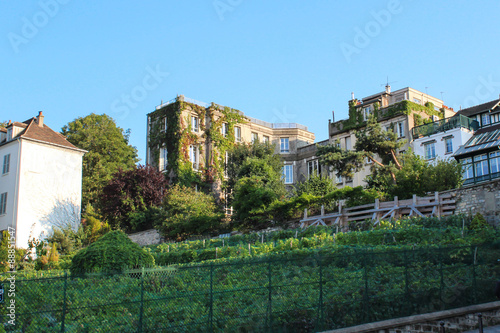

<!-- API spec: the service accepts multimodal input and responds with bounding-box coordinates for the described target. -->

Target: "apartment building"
[0,112,86,248]
[326,86,455,188]
[452,98,500,185]
[146,95,315,192]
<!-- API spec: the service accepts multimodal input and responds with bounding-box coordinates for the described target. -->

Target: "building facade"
[452,99,500,185]
[0,112,86,248]
[146,95,315,192]
[326,86,455,188]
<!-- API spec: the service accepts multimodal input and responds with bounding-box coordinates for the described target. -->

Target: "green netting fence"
[1,243,499,332]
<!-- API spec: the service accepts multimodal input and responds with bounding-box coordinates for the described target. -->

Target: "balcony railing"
[411,114,478,140]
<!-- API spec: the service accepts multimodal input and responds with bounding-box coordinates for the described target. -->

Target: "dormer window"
[481,113,491,127]
[7,128,12,141]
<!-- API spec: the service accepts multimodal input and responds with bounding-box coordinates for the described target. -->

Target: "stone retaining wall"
[322,301,500,333]
[128,229,161,246]
[454,179,500,226]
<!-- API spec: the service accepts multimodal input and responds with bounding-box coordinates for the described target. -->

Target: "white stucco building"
[0,112,86,248]
[412,114,478,161]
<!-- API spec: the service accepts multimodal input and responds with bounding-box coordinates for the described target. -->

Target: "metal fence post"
[478,313,483,333]
[472,246,477,304]
[61,272,68,333]
[404,250,410,315]
[317,255,324,331]
[268,260,273,332]
[138,267,144,333]
[363,252,369,323]
[209,263,214,333]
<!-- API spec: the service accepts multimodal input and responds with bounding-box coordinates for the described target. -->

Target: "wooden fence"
[300,191,457,230]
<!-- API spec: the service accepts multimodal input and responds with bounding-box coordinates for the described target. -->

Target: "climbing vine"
[337,100,444,132]
[148,98,245,188]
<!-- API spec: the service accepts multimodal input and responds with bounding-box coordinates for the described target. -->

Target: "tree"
[70,230,154,275]
[61,114,139,208]
[295,173,336,197]
[101,165,168,231]
[155,185,223,241]
[0,121,7,128]
[318,115,462,199]
[317,115,405,183]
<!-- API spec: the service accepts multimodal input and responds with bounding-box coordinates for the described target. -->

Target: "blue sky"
[1,1,500,162]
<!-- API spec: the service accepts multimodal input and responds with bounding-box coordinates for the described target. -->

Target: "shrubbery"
[70,230,154,275]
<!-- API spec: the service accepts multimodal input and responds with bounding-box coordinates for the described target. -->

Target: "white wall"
[0,140,20,235]
[413,128,474,161]
[16,140,83,248]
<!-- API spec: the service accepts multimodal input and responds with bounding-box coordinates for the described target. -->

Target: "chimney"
[385,84,391,94]
[37,111,44,127]
[351,92,355,100]
[332,110,335,123]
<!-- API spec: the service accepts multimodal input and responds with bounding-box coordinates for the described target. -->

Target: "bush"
[70,230,154,275]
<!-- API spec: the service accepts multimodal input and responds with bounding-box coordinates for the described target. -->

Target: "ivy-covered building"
[325,86,456,188]
[146,95,315,194]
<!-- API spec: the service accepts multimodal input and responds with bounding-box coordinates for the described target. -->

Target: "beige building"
[326,86,455,188]
[146,95,315,192]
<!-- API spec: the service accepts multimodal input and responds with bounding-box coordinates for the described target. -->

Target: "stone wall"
[323,301,500,333]
[454,179,500,226]
[128,229,161,246]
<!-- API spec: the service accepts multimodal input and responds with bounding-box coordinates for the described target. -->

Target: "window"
[491,113,500,124]
[224,151,229,177]
[161,117,167,132]
[335,173,343,184]
[445,138,453,154]
[461,157,473,180]
[160,147,168,170]
[251,132,258,143]
[481,114,491,127]
[490,151,500,176]
[221,123,228,137]
[189,145,198,169]
[345,137,351,150]
[280,138,289,153]
[263,135,270,144]
[307,159,320,177]
[2,154,10,175]
[474,154,489,179]
[282,165,293,184]
[234,127,241,142]
[363,106,371,121]
[424,142,436,160]
[413,98,421,104]
[191,116,199,132]
[396,121,405,138]
[0,193,6,215]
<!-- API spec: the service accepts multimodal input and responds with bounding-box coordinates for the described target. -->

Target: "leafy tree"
[70,230,154,275]
[61,113,139,209]
[295,173,336,197]
[0,121,7,128]
[365,152,463,199]
[155,185,223,241]
[101,165,168,231]
[318,115,404,183]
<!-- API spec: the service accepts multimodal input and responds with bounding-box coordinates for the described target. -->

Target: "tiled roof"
[0,115,84,152]
[457,99,500,117]
[0,128,6,133]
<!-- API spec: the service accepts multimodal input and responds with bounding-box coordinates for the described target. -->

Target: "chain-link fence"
[1,243,499,332]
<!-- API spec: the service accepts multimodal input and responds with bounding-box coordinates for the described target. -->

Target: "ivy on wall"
[336,100,444,132]
[148,99,245,188]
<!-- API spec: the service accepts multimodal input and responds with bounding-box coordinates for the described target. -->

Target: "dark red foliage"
[101,165,168,230]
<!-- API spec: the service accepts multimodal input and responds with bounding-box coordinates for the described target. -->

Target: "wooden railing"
[300,191,457,230]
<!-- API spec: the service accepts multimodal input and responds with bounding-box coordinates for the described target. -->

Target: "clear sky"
[1,1,500,162]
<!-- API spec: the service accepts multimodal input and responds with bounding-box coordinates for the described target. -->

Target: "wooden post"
[435,192,441,217]
[304,208,308,219]
[394,196,399,220]
[412,194,417,206]
[321,205,325,216]
[373,198,380,222]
